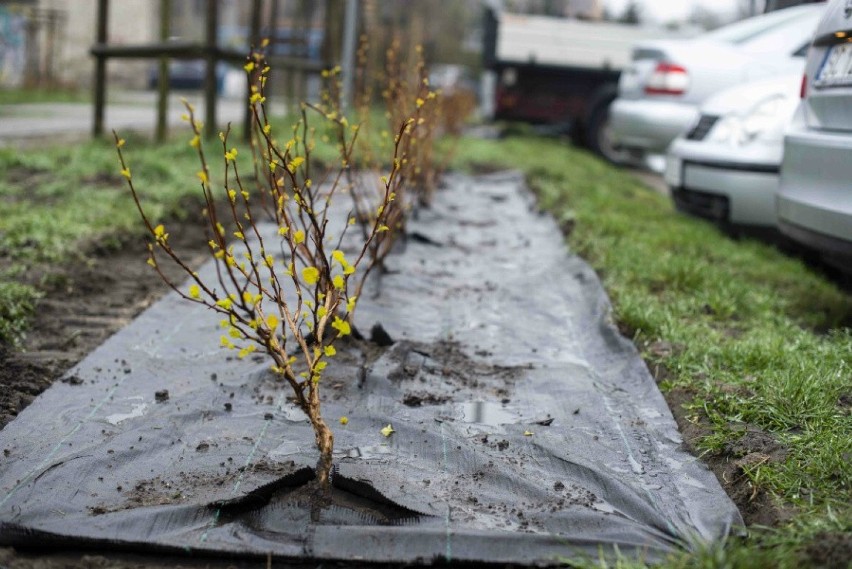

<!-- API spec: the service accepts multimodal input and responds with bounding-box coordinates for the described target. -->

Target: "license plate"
[664,155,682,188]
[815,43,852,87]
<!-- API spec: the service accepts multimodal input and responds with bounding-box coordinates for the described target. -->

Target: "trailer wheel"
[586,101,632,165]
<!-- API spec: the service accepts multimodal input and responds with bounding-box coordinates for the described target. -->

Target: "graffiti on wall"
[0,6,26,87]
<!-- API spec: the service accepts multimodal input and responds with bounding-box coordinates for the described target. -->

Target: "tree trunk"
[306,392,334,487]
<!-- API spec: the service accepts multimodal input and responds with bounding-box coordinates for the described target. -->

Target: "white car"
[611,4,824,157]
[665,74,803,231]
[777,0,852,270]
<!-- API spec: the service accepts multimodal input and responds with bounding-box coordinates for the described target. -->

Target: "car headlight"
[707,94,789,146]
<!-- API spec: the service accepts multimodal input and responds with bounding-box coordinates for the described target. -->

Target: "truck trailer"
[483,8,689,162]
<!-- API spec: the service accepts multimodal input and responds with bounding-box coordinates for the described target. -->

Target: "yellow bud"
[266,313,279,330]
[302,266,319,285]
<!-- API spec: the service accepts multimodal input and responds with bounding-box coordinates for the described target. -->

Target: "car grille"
[672,188,729,222]
[685,115,719,141]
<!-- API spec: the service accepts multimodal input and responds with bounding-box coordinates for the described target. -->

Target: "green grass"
[0,131,222,345]
[449,134,851,568]
[0,87,89,106]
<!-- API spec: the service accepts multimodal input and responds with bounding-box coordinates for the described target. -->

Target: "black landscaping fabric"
[0,172,742,565]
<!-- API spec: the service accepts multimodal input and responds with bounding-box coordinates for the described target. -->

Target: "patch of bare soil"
[0,209,210,430]
[662,384,797,528]
[661,377,852,568]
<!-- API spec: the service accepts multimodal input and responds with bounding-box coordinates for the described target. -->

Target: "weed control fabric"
[0,172,742,565]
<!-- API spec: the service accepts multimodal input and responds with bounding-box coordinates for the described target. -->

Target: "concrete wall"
[38,0,157,89]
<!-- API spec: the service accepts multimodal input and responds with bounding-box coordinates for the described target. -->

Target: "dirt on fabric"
[0,193,844,568]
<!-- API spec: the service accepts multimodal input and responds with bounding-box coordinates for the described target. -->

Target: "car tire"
[586,101,634,165]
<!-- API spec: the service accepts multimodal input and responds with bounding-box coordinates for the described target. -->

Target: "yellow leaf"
[293,230,305,244]
[331,316,351,336]
[332,275,345,290]
[188,284,201,299]
[380,424,395,437]
[523,430,534,437]
[324,345,336,357]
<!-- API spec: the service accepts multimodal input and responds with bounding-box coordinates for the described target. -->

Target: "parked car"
[664,74,802,232]
[610,4,824,159]
[777,0,852,271]
[147,60,226,92]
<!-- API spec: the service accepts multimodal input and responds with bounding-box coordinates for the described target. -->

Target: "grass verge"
[449,134,851,568]
[0,132,213,344]
[2,123,848,566]
[0,88,89,106]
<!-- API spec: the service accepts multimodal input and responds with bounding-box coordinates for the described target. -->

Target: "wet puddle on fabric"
[458,401,520,425]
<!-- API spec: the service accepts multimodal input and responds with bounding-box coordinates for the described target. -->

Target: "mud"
[0,206,210,431]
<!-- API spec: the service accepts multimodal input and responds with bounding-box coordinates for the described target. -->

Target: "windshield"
[703,4,823,45]
[739,9,821,54]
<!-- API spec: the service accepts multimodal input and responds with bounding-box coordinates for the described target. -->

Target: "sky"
[604,0,744,23]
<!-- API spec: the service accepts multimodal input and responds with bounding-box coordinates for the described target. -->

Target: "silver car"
[665,74,802,231]
[611,5,824,157]
[777,0,852,270]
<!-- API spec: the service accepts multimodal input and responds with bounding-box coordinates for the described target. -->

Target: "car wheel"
[587,102,635,165]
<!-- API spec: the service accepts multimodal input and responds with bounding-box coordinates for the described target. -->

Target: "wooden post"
[244,0,262,141]
[93,0,108,137]
[156,0,171,142]
[322,0,344,69]
[23,10,39,88]
[204,0,219,138]
[341,0,358,113]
